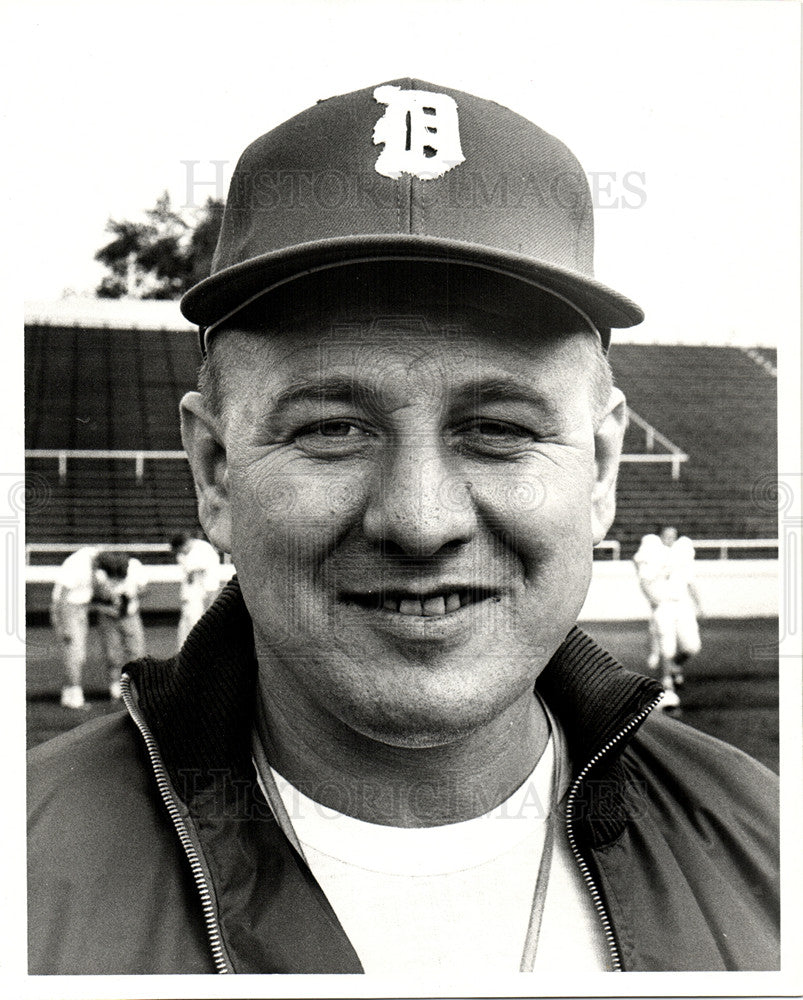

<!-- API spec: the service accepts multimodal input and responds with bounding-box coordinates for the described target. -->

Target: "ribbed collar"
[127,577,662,815]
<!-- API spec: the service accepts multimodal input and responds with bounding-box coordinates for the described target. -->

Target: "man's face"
[184,300,622,748]
[660,526,678,546]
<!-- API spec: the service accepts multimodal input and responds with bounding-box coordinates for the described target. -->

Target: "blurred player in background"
[170,532,222,649]
[92,552,149,701]
[50,545,100,709]
[633,526,703,709]
[51,547,148,708]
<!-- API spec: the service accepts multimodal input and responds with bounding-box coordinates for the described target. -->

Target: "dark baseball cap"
[181,78,644,350]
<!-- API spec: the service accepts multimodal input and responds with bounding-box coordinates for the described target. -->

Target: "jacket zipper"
[123,667,661,975]
[121,674,231,974]
[565,694,664,972]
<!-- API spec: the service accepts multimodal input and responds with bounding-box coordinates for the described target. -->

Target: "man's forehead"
[217,325,593,428]
[219,310,589,387]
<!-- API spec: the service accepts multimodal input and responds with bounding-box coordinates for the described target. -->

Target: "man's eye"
[456,420,535,452]
[311,421,359,438]
[473,421,520,437]
[295,420,373,454]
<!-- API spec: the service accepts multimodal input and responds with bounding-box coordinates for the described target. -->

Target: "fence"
[594,540,622,559]
[25,542,231,566]
[592,539,779,562]
[28,539,777,565]
[25,449,187,483]
[691,539,779,560]
[27,412,689,485]
[622,408,688,480]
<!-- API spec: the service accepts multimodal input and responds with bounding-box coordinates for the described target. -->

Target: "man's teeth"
[445,592,461,613]
[422,595,446,617]
[374,592,477,616]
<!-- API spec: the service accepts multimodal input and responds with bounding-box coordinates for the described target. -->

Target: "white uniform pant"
[53,603,90,686]
[54,604,145,687]
[649,599,701,662]
[97,612,146,682]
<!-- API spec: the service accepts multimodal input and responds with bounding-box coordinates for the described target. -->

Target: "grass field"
[26,616,779,772]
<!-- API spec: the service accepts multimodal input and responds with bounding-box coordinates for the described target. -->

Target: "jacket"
[28,578,780,974]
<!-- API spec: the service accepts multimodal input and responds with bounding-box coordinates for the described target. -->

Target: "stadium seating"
[25,325,778,560]
[609,345,777,555]
[25,324,196,450]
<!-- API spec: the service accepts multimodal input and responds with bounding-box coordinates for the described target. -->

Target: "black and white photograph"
[2,0,801,997]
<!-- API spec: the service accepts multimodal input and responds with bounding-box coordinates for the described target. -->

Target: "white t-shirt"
[261,737,609,975]
[634,533,696,603]
[52,546,100,605]
[53,549,148,613]
[177,539,221,604]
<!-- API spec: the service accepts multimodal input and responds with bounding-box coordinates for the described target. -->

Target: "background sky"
[6,0,800,346]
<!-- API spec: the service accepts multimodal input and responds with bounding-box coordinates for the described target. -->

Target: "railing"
[619,452,688,480]
[594,540,621,560]
[25,542,173,565]
[25,539,776,574]
[623,407,688,480]
[25,449,187,483]
[27,425,689,485]
[691,539,779,560]
[740,346,777,377]
[626,408,681,453]
[25,541,232,565]
[593,538,778,563]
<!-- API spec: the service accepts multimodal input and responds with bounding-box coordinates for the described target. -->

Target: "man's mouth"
[341,588,499,618]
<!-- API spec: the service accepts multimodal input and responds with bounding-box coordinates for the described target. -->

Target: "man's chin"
[349,713,477,751]
[333,670,538,752]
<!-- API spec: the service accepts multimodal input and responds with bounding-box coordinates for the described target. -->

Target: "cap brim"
[180,233,644,333]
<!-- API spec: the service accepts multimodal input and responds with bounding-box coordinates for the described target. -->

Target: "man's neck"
[254,665,549,828]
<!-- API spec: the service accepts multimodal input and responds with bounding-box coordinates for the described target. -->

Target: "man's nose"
[361,441,477,556]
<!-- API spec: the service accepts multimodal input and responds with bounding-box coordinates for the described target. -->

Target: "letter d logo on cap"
[372,84,465,181]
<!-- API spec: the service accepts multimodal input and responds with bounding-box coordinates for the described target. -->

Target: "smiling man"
[28,80,779,975]
[183,266,620,833]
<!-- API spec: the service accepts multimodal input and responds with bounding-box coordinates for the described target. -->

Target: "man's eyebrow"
[451,377,562,417]
[268,375,563,420]
[270,377,383,414]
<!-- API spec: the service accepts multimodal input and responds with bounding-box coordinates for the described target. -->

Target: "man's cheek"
[231,461,306,522]
[473,469,589,547]
[238,535,328,652]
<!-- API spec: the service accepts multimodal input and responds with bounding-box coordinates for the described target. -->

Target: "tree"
[95,193,224,299]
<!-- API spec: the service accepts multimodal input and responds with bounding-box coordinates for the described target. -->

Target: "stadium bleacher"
[24,322,778,561]
[25,324,201,562]
[609,345,777,555]
[25,324,197,449]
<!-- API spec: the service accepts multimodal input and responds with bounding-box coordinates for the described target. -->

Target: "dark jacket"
[28,579,779,974]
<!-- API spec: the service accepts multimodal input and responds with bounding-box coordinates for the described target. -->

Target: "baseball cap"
[180,78,644,350]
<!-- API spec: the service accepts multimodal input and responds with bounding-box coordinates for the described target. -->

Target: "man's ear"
[180,391,232,554]
[591,387,627,545]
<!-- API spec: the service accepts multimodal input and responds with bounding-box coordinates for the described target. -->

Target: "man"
[28,80,778,974]
[50,546,147,706]
[91,551,148,700]
[633,526,703,709]
[170,531,222,649]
